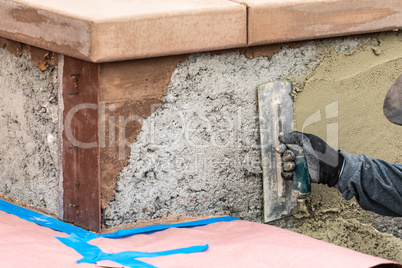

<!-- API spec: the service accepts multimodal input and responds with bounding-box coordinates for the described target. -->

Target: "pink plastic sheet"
[0,210,93,268]
[0,210,395,268]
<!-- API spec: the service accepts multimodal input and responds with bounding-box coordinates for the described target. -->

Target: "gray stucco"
[0,47,58,214]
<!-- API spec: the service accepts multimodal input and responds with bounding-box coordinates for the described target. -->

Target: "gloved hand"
[277,131,344,187]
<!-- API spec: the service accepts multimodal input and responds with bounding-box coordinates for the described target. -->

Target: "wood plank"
[99,55,188,102]
[98,55,187,210]
[60,56,101,232]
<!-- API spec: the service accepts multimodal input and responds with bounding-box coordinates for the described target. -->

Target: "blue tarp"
[0,199,240,267]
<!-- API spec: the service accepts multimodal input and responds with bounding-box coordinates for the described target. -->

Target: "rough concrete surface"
[0,46,58,215]
[104,42,321,226]
[104,33,402,261]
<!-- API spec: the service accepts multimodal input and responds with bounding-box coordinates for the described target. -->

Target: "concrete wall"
[0,43,59,215]
[103,32,401,261]
[0,33,401,262]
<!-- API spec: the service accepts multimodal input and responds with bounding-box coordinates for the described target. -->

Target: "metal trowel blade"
[258,81,298,222]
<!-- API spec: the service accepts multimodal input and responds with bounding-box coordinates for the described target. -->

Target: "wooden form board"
[58,54,186,231]
[60,56,101,232]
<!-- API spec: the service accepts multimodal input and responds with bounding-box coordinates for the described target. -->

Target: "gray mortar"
[369,213,402,239]
[104,37,379,227]
[0,48,58,214]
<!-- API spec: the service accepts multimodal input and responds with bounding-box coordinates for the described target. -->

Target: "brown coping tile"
[231,0,402,45]
[0,0,91,60]
[1,0,401,62]
[0,0,246,62]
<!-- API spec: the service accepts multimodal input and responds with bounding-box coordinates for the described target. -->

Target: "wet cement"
[293,32,402,262]
[292,185,402,262]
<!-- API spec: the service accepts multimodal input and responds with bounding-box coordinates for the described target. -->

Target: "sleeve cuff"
[334,150,363,200]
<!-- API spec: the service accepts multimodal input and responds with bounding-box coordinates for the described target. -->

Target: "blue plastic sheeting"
[99,216,240,240]
[56,216,239,267]
[0,199,239,241]
[0,199,240,268]
[57,234,209,268]
[0,199,97,240]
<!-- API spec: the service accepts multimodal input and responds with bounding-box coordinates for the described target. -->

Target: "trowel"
[258,74,401,223]
[257,81,310,222]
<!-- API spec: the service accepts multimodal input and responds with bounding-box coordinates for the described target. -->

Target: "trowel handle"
[292,156,311,202]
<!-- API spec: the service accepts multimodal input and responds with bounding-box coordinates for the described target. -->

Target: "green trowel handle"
[292,156,311,202]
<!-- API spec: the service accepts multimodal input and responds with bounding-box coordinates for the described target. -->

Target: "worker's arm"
[336,150,402,216]
[279,131,402,217]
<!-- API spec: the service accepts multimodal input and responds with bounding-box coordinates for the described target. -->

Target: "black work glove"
[278,131,344,187]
